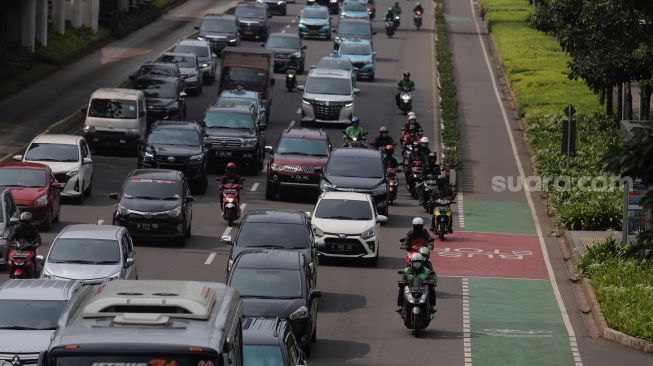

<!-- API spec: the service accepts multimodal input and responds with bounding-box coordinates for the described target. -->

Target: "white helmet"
[407,112,416,120]
[412,217,424,226]
[420,137,429,144]
[410,253,425,263]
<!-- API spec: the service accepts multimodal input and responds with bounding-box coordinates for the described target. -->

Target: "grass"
[36,25,109,65]
[578,239,653,342]
[152,0,178,9]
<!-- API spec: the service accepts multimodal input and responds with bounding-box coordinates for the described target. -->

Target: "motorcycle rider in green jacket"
[344,116,366,141]
[396,252,437,313]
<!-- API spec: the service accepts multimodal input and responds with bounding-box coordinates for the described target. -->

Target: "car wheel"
[311,324,317,343]
[366,255,378,267]
[77,181,84,204]
[265,182,278,201]
[299,62,305,75]
[326,32,331,41]
[186,220,192,238]
[53,207,60,223]
[369,72,375,81]
[84,178,92,198]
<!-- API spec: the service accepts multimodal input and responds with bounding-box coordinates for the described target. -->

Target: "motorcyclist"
[396,71,415,106]
[344,116,366,142]
[391,2,402,15]
[220,162,243,186]
[404,112,422,133]
[401,123,421,148]
[12,212,41,245]
[382,144,402,170]
[396,252,437,313]
[402,217,434,250]
[413,2,424,14]
[419,246,434,270]
[373,126,395,149]
[406,137,430,167]
[384,7,395,22]
[417,152,441,205]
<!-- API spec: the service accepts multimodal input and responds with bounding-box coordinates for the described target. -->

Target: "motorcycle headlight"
[169,206,182,218]
[226,197,235,203]
[330,0,337,3]
[33,194,48,207]
[320,181,335,191]
[144,151,155,159]
[200,63,210,68]
[401,94,411,102]
[241,138,257,148]
[277,0,285,4]
[361,226,375,240]
[116,204,129,216]
[189,153,204,161]
[313,225,324,237]
[371,184,387,196]
[289,305,309,320]
[66,167,79,177]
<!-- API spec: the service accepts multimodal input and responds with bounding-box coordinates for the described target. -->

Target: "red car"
[264,125,332,200]
[0,162,62,230]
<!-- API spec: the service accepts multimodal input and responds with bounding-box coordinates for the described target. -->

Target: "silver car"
[39,224,138,281]
[174,38,217,84]
[299,68,360,125]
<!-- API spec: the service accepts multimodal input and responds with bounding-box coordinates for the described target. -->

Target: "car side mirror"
[297,85,305,91]
[260,42,265,47]
[186,196,195,203]
[377,215,388,223]
[331,28,337,33]
[373,51,377,56]
[310,65,316,69]
[13,155,23,162]
[264,145,274,154]
[9,217,20,226]
[221,235,233,245]
[108,192,119,200]
[399,238,406,243]
[353,88,360,94]
[124,257,135,268]
[301,45,307,50]
[180,91,187,98]
[310,290,322,299]
[397,270,404,275]
[83,157,93,165]
[80,106,87,114]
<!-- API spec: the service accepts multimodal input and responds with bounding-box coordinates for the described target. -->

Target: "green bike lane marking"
[462,200,536,235]
[468,277,575,366]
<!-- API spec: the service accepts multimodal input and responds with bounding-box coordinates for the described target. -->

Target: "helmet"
[418,246,430,259]
[226,162,237,173]
[403,71,410,78]
[388,7,393,11]
[351,116,360,125]
[412,217,424,226]
[19,212,33,224]
[420,137,429,144]
[379,126,389,134]
[410,253,424,263]
[384,144,395,155]
[416,2,421,6]
[427,152,437,164]
[407,111,416,120]
[394,2,399,6]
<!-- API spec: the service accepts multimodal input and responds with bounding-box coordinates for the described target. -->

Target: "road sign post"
[561,104,576,167]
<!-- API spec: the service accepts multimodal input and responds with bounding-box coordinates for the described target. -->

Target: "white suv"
[299,69,359,125]
[310,191,386,266]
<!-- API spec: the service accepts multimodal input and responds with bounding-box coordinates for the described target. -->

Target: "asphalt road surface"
[1,0,652,365]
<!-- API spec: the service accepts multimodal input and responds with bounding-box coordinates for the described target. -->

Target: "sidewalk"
[565,230,621,254]
[0,0,236,159]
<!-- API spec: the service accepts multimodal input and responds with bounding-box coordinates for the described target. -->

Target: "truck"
[219,47,274,119]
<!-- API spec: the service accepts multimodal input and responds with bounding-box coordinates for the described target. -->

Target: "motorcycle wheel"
[286,86,293,92]
[439,220,446,241]
[413,313,419,337]
[228,220,234,227]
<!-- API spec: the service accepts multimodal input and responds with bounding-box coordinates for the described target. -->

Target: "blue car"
[336,39,376,81]
[298,5,332,40]
[340,1,369,19]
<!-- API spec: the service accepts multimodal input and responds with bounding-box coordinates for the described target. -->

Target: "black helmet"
[351,116,360,125]
[427,152,437,164]
[403,71,410,78]
[19,212,33,224]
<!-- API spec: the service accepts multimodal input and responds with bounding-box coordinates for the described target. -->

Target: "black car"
[265,33,307,74]
[202,106,265,174]
[197,13,240,54]
[0,188,20,270]
[158,52,203,96]
[227,250,321,356]
[110,169,194,246]
[319,148,389,215]
[137,121,208,193]
[243,317,308,365]
[258,0,287,15]
[130,62,181,81]
[235,2,270,41]
[222,209,321,281]
[133,76,187,126]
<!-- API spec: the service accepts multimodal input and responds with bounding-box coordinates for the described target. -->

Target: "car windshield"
[160,54,197,68]
[25,143,79,162]
[339,43,372,56]
[343,3,367,11]
[201,18,235,33]
[122,178,181,199]
[338,21,371,36]
[204,111,254,129]
[137,65,176,77]
[0,168,46,187]
[305,76,352,95]
[277,137,328,156]
[266,36,300,49]
[52,355,217,366]
[236,7,266,19]
[302,8,328,19]
[221,67,267,87]
[148,128,199,146]
[230,268,303,298]
[237,222,310,248]
[0,300,66,330]
[326,156,383,178]
[317,58,351,71]
[88,98,138,119]
[135,79,177,99]
[174,44,209,58]
[315,199,373,220]
[244,346,284,366]
[216,97,256,110]
[48,238,121,264]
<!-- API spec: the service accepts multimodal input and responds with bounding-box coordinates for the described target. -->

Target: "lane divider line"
[222,226,232,237]
[462,277,472,366]
[251,182,259,192]
[468,0,582,364]
[296,107,302,115]
[457,183,465,228]
[204,252,216,265]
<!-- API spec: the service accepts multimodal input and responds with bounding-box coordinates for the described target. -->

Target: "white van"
[82,88,147,150]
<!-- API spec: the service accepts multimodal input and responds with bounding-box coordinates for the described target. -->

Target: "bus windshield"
[52,354,223,366]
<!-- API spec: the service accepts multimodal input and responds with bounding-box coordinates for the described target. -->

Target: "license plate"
[119,139,126,144]
[292,175,309,181]
[244,31,254,36]
[333,244,353,252]
[310,30,319,34]
[216,151,232,157]
[11,251,27,258]
[137,223,158,230]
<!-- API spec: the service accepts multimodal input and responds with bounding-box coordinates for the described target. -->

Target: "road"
[1,0,652,364]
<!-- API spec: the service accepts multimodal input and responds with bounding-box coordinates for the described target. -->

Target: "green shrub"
[0,43,38,81]
[35,25,109,65]
[152,0,177,9]
[110,4,161,39]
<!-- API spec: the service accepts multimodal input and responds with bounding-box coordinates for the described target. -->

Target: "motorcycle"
[218,179,244,227]
[393,14,401,28]
[431,195,454,241]
[385,20,395,38]
[400,130,422,149]
[405,160,423,198]
[367,3,376,19]
[342,131,368,148]
[397,86,413,114]
[7,239,39,279]
[399,237,433,267]
[387,167,399,204]
[413,11,423,29]
[397,275,435,337]
[422,174,440,213]
[285,68,297,92]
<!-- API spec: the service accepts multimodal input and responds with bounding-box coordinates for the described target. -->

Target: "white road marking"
[204,252,216,265]
[285,24,291,29]
[462,278,472,366]
[431,1,442,158]
[222,226,232,237]
[282,29,286,33]
[296,108,302,115]
[469,0,582,364]
[251,182,259,192]
[457,185,465,228]
[262,161,268,172]
[240,203,247,212]
[291,18,297,24]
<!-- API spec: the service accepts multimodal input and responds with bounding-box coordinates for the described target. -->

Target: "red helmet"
[384,144,395,155]
[226,162,237,173]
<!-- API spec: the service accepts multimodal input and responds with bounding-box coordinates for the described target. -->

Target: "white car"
[310,191,387,266]
[15,134,93,202]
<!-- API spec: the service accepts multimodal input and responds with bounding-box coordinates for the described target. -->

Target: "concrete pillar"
[53,0,66,34]
[71,0,82,28]
[21,0,36,51]
[90,0,99,32]
[35,0,47,47]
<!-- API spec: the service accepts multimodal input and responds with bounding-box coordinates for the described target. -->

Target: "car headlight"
[144,151,155,159]
[228,38,238,43]
[291,51,302,58]
[302,98,312,105]
[66,167,79,177]
[365,59,374,64]
[371,184,387,196]
[189,153,204,161]
[241,138,257,148]
[289,305,309,320]
[197,36,205,41]
[126,128,139,135]
[200,63,210,68]
[33,194,48,207]
[277,0,285,4]
[320,180,335,191]
[270,163,282,171]
[169,206,182,218]
[344,101,354,107]
[361,226,375,240]
[330,0,337,3]
[83,125,95,133]
[313,225,324,237]
[116,204,129,216]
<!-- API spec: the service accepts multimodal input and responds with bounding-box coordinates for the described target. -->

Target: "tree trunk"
[644,89,652,120]
[599,89,605,105]
[618,83,623,121]
[626,82,633,120]
[606,87,613,116]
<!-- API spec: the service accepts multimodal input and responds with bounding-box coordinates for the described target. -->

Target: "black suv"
[130,62,181,81]
[227,250,321,356]
[265,33,307,74]
[222,209,321,281]
[202,106,265,174]
[0,188,19,270]
[197,13,240,54]
[235,2,270,41]
[319,148,389,216]
[137,121,208,193]
[242,317,308,365]
[110,169,194,246]
[133,76,187,125]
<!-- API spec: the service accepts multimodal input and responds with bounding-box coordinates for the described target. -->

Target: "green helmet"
[418,246,430,259]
